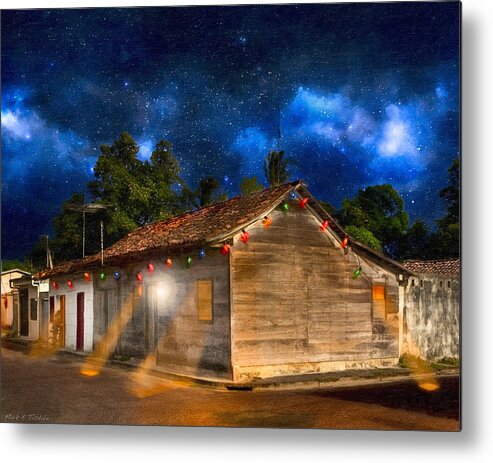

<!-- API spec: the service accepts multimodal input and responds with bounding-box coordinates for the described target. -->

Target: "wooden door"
[19,289,29,336]
[76,292,84,351]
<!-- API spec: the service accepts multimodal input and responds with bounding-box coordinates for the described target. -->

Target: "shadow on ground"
[308,376,460,420]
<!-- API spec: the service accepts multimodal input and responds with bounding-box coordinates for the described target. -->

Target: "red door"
[76,293,84,351]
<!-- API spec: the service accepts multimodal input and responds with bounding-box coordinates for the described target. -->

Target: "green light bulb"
[352,267,362,279]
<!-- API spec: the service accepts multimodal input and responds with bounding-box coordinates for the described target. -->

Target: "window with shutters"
[197,279,213,321]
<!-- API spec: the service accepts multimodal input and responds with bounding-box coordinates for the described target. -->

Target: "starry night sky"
[1,2,460,260]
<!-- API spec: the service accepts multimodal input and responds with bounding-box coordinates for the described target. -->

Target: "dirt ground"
[1,348,460,430]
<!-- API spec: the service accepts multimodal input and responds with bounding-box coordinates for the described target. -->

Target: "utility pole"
[66,202,109,258]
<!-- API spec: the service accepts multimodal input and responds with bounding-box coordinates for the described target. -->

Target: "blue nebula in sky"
[1,3,459,259]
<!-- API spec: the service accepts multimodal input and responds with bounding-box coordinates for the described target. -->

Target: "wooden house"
[36,181,415,383]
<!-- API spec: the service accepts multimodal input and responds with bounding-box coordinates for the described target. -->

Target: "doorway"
[58,295,66,348]
[19,288,29,337]
[76,292,85,351]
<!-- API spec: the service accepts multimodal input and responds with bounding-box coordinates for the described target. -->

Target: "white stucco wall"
[48,275,94,352]
[403,274,460,361]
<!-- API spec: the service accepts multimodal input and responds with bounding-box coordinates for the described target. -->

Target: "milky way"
[1,3,460,259]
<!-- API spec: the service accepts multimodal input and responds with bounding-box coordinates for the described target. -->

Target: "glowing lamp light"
[289,191,297,199]
[299,197,309,208]
[220,244,230,255]
[341,237,349,249]
[240,229,250,244]
[99,271,106,281]
[198,249,206,259]
[52,281,59,289]
[352,267,362,279]
[262,216,272,228]
[114,271,121,280]
[156,282,167,298]
[186,256,193,267]
[166,257,172,268]
[147,262,154,273]
[281,202,290,212]
[320,220,330,231]
[67,280,73,289]
[136,272,143,282]
[83,272,91,282]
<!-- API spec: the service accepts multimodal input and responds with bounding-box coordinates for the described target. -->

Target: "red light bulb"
[147,262,154,273]
[299,197,309,208]
[52,281,59,289]
[320,220,329,231]
[67,280,73,289]
[83,272,91,282]
[166,258,172,268]
[136,272,143,282]
[220,244,230,255]
[341,237,349,249]
[240,230,250,244]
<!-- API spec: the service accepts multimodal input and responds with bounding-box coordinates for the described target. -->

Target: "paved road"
[1,348,460,430]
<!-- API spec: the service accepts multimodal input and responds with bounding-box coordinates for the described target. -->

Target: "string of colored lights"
[49,193,357,288]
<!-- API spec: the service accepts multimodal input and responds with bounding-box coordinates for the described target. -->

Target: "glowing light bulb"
[262,216,272,228]
[320,220,330,231]
[240,229,250,244]
[147,262,154,273]
[99,271,106,281]
[289,191,297,199]
[341,237,349,249]
[352,267,362,279]
[198,249,206,258]
[67,280,73,289]
[136,272,143,282]
[52,281,59,289]
[299,197,309,208]
[220,244,230,255]
[281,202,289,212]
[83,272,91,282]
[114,271,121,280]
[186,256,193,266]
[166,257,172,268]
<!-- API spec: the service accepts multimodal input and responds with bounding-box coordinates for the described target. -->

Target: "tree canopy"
[87,132,183,245]
[337,184,409,257]
[239,176,264,195]
[264,149,292,186]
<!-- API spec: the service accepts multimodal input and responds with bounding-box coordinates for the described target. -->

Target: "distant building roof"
[1,269,31,276]
[403,258,460,276]
[35,180,412,279]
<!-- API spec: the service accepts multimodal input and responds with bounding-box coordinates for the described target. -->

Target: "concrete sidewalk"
[1,336,459,391]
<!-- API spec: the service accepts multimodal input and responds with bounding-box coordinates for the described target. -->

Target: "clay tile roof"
[403,258,460,276]
[35,181,300,279]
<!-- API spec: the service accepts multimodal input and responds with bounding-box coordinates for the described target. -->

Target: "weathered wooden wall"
[93,251,231,379]
[403,275,460,361]
[230,204,400,381]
